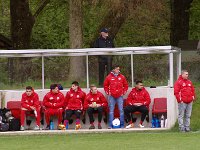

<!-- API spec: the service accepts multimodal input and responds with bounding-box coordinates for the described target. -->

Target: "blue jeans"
[178,102,193,131]
[108,96,124,128]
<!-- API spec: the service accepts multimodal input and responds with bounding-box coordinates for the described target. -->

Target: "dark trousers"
[64,110,81,120]
[124,105,148,123]
[87,106,104,124]
[98,56,112,86]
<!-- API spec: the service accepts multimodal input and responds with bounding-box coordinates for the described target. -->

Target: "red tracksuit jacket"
[104,72,128,98]
[65,87,86,110]
[43,91,65,109]
[84,91,108,110]
[126,87,151,106]
[174,75,195,103]
[21,90,40,109]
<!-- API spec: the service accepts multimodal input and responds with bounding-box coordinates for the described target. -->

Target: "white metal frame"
[0,46,181,89]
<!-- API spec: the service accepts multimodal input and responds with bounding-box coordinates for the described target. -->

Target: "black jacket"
[94,36,114,48]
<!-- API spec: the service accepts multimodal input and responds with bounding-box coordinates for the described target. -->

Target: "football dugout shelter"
[0,46,181,130]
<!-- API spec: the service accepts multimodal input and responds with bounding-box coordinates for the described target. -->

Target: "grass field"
[0,132,200,150]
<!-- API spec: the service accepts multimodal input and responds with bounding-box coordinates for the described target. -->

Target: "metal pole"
[131,54,134,87]
[42,56,45,89]
[86,55,89,88]
[176,51,181,79]
[169,53,174,87]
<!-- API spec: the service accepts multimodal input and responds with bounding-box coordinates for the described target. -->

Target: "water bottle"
[151,115,156,128]
[93,102,97,110]
[64,120,68,129]
[155,117,160,128]
[164,119,167,128]
[50,121,54,130]
[160,114,164,128]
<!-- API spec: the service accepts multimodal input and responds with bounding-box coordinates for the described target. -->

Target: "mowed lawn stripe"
[0,132,200,150]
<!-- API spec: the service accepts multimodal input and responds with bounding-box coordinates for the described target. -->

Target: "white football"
[112,118,120,127]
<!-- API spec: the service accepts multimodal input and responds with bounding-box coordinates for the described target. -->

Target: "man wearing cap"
[94,28,115,86]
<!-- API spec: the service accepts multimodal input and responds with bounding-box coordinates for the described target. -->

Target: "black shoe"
[89,125,95,129]
[185,128,191,132]
[179,127,185,133]
[98,124,102,129]
[45,125,50,130]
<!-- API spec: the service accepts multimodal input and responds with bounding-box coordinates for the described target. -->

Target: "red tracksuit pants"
[20,107,41,126]
[44,108,63,125]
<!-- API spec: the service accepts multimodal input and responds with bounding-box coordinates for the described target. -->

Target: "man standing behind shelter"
[43,84,65,130]
[104,65,128,128]
[94,28,115,86]
[124,80,151,129]
[174,70,195,132]
[20,86,41,131]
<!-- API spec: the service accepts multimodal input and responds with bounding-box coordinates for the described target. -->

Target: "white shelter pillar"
[42,56,45,89]
[131,54,134,87]
[176,51,181,79]
[169,52,174,87]
[86,55,89,88]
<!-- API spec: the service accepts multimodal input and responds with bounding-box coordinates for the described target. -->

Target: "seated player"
[64,81,86,130]
[124,80,151,128]
[20,86,41,131]
[43,84,65,130]
[84,85,108,129]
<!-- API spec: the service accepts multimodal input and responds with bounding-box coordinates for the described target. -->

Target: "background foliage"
[0,0,200,89]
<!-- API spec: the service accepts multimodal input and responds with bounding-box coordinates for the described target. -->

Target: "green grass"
[190,82,200,131]
[0,132,200,150]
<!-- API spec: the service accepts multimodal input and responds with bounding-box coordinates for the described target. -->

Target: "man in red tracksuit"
[84,85,108,129]
[174,70,195,132]
[104,65,128,128]
[124,80,151,128]
[64,81,86,130]
[20,86,41,131]
[43,84,65,130]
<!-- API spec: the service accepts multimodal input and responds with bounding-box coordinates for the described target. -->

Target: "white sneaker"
[20,126,25,131]
[139,124,144,128]
[126,123,134,129]
[34,125,40,130]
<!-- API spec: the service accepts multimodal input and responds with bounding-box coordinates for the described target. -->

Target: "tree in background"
[8,0,49,84]
[89,0,143,47]
[0,0,200,88]
[9,0,50,49]
[170,0,193,46]
[68,0,86,81]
